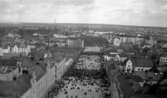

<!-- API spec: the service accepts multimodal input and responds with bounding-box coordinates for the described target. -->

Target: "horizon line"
[0,22,167,28]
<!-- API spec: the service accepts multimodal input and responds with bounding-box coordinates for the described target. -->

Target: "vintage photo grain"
[0,0,167,98]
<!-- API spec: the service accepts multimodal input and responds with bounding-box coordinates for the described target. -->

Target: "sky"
[0,0,167,27]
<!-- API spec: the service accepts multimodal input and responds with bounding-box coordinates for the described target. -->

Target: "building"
[113,34,144,46]
[0,58,21,81]
[0,51,57,98]
[56,58,73,80]
[0,46,10,56]
[67,38,84,48]
[124,56,153,73]
[0,43,34,57]
[84,46,102,53]
[76,55,101,70]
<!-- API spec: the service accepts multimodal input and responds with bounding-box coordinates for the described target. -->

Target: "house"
[0,45,10,56]
[67,38,84,48]
[0,58,21,81]
[103,47,119,61]
[125,59,133,73]
[159,54,167,66]
[103,47,128,62]
[158,54,167,71]
[124,56,153,73]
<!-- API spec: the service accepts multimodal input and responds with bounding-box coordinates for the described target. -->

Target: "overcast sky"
[0,0,167,27]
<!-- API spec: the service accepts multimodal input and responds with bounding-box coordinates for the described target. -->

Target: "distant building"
[0,58,21,81]
[67,38,84,48]
[76,55,101,70]
[84,46,102,53]
[123,56,153,73]
[0,46,10,56]
[103,47,128,62]
[0,43,34,57]
[125,59,133,73]
[113,37,121,47]
[158,54,167,71]
[53,34,68,38]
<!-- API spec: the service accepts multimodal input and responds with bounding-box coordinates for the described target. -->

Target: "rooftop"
[84,46,101,53]
[0,58,18,74]
[128,56,153,67]
[0,74,31,98]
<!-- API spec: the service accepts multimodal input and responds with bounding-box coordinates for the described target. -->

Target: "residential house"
[124,56,153,73]
[67,38,84,48]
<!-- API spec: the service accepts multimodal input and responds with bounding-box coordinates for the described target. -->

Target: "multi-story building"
[0,44,34,57]
[123,56,153,73]
[67,38,84,48]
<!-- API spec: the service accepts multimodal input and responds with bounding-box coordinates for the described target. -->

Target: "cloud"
[0,0,167,27]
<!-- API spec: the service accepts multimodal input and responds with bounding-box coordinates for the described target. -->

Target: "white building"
[11,45,31,55]
[0,46,10,56]
[125,59,133,73]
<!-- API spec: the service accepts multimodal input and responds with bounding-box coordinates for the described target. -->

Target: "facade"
[21,62,56,98]
[67,39,84,48]
[84,46,102,53]
[0,44,33,56]
[159,56,167,65]
[125,59,133,73]
[56,58,73,80]
[76,55,101,70]
[0,46,10,56]
[124,57,153,73]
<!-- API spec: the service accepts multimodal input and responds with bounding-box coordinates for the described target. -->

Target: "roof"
[0,74,31,97]
[102,47,117,54]
[0,58,17,67]
[128,56,153,67]
[84,46,101,53]
[135,56,153,67]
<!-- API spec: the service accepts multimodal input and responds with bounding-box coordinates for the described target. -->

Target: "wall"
[56,58,73,80]
[21,65,56,98]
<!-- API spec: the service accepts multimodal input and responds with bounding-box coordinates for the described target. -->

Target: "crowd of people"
[56,77,110,98]
[48,59,111,98]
